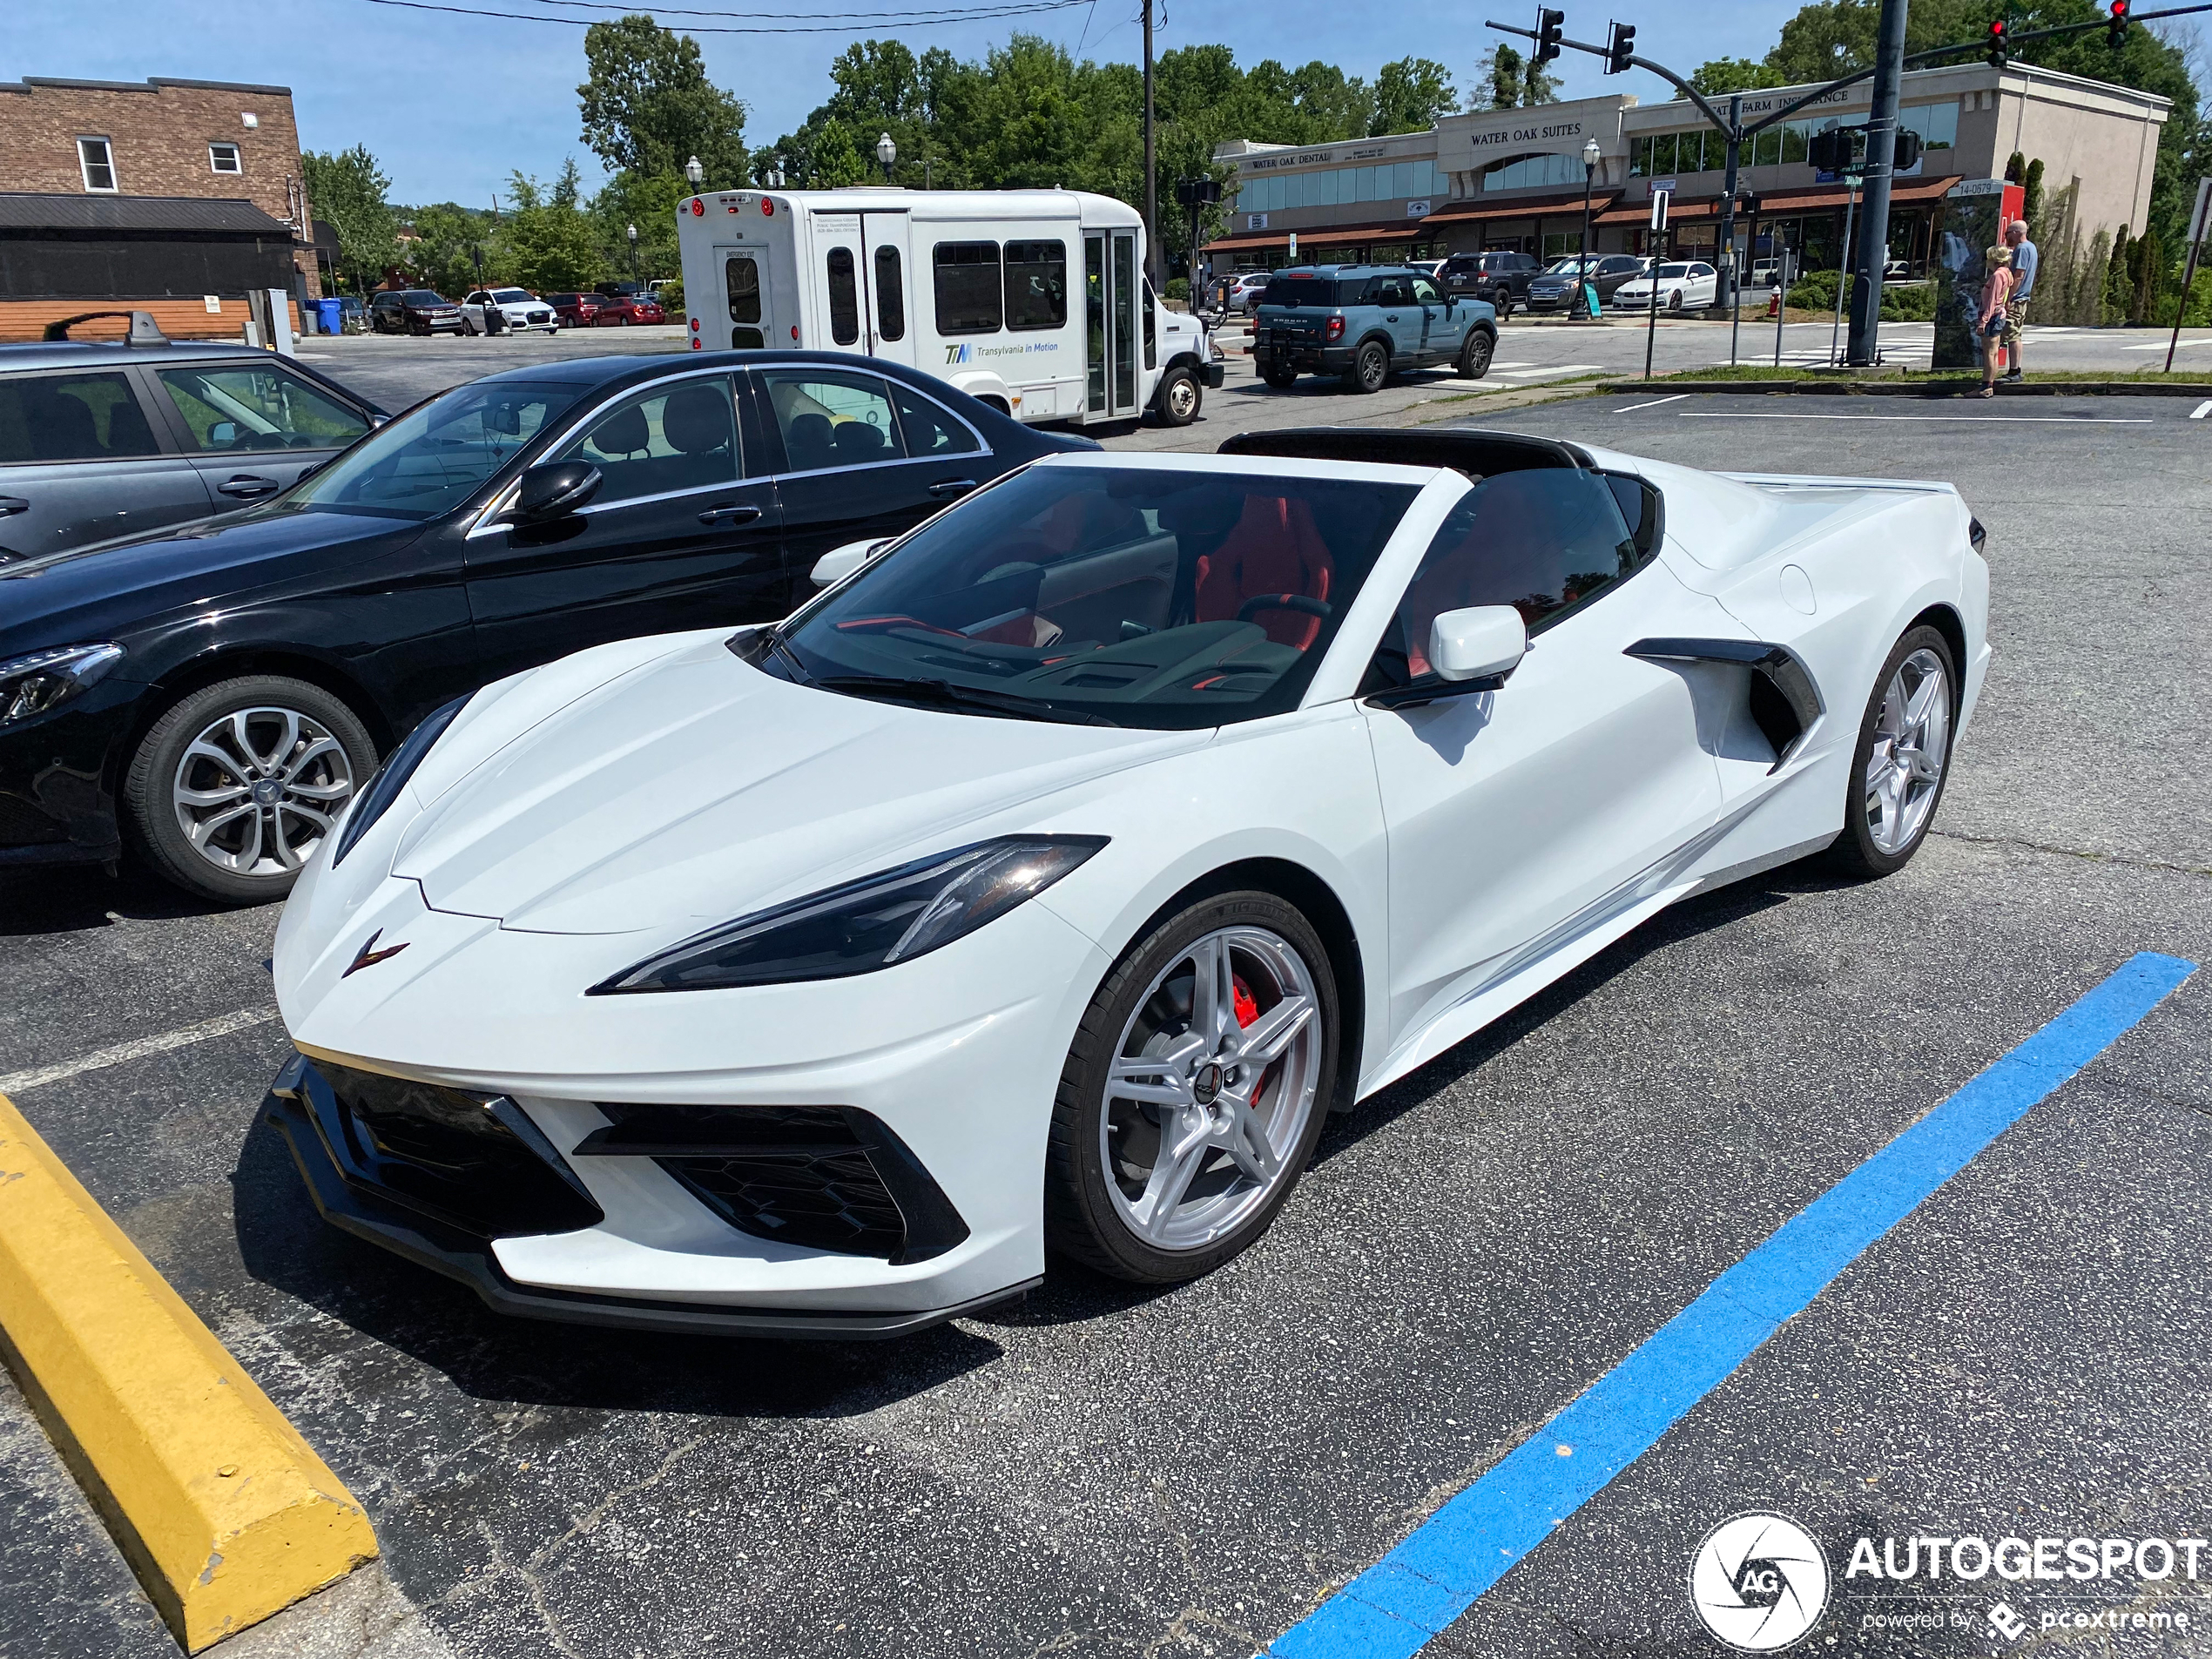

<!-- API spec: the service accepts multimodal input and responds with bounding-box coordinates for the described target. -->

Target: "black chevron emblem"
[343,929,410,977]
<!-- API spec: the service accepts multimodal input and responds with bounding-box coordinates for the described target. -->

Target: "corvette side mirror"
[1430,605,1527,685]
[812,537,890,588]
[513,460,601,522]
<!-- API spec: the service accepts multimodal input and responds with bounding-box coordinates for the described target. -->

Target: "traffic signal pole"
[1845,0,1908,367]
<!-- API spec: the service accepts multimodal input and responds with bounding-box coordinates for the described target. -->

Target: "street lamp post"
[685,155,703,192]
[626,222,637,286]
[1578,136,1602,320]
[876,132,896,185]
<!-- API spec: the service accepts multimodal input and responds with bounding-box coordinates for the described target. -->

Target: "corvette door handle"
[0,496,27,517]
[217,475,280,498]
[927,478,977,498]
[698,503,763,525]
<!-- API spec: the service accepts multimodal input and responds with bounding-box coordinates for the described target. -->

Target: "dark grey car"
[0,315,383,563]
[1525,254,1652,313]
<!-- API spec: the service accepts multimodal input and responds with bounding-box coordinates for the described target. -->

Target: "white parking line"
[1679,411,2155,424]
[1615,393,1690,412]
[2123,340,2209,350]
[0,1008,280,1095]
[1496,363,1603,378]
[2194,400,2212,420]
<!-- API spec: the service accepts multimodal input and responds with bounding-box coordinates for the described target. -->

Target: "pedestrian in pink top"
[1977,246,2015,397]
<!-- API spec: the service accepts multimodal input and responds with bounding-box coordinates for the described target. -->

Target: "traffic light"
[1606,20,1636,74]
[1535,8,1567,65]
[1807,127,1855,175]
[2108,0,2131,45]
[1892,130,1923,171]
[1986,17,2010,66]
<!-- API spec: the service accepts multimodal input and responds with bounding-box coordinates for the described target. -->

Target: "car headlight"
[591,835,1107,995]
[0,644,124,726]
[330,694,469,867]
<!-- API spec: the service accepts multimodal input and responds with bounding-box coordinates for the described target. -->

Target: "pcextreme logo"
[1690,1514,1831,1651]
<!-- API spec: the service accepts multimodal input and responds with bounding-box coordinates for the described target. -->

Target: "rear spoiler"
[42,310,168,346]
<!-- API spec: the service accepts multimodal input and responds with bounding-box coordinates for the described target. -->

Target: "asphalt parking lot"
[3,392,2209,1659]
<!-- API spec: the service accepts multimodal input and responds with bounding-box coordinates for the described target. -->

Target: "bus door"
[808,212,869,358]
[859,212,914,368]
[715,244,774,351]
[1083,228,1142,420]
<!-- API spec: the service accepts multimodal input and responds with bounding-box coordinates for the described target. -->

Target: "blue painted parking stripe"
[1269,951,2196,1659]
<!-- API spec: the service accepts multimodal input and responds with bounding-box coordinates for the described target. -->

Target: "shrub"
[1784,268,1933,320]
[1166,276,1190,301]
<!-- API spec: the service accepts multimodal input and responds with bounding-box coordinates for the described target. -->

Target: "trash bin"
[315,298,343,336]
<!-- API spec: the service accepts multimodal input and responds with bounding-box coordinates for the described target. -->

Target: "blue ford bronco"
[1251,265,1498,395]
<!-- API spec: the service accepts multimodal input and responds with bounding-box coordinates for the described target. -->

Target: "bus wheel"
[1155,367,1202,426]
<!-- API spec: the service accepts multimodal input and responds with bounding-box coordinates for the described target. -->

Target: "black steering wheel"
[1236,592,1332,624]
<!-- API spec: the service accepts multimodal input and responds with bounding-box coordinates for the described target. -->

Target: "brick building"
[0,76,320,341]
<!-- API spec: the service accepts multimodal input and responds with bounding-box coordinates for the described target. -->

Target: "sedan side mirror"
[811,537,890,588]
[1430,605,1527,685]
[513,460,602,522]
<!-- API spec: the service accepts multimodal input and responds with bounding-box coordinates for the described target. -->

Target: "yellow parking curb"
[0,1090,377,1651]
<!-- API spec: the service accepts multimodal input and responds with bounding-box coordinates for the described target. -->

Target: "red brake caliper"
[1231,975,1277,1109]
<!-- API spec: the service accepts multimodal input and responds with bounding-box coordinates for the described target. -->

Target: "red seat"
[1192,495,1335,650]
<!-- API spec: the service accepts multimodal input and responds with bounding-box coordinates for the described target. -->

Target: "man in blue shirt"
[2003,219,2038,381]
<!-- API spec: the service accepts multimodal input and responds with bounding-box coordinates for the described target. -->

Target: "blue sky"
[7,0,1794,206]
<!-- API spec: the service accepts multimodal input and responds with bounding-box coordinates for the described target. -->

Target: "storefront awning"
[1420,188,1621,226]
[1201,221,1436,254]
[1593,174,1965,226]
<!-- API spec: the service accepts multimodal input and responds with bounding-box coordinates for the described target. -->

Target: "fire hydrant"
[1766,285,1783,320]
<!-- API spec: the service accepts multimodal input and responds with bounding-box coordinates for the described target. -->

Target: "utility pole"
[1847,0,1910,365]
[1716,92,1743,325]
[1142,0,1160,288]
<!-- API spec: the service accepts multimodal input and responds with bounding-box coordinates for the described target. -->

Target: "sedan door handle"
[217,475,280,498]
[698,503,763,525]
[0,496,27,517]
[927,478,977,498]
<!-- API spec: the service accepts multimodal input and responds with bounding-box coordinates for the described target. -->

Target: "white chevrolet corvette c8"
[268,428,1990,1338]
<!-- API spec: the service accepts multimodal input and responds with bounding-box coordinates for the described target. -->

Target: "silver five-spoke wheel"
[1101,925,1322,1252]
[172,705,357,878]
[1863,647,1950,856]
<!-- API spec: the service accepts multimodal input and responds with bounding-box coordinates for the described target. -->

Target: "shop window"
[78,137,117,192]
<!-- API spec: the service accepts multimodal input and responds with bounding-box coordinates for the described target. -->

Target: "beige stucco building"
[1205,60,2168,275]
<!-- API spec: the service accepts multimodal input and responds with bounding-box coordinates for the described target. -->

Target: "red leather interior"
[1192,496,1335,649]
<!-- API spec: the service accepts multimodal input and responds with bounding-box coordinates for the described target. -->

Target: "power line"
[363,0,1094,30]
[450,0,1093,17]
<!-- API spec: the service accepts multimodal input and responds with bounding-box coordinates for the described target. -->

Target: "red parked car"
[590,294,667,327]
[543,293,604,328]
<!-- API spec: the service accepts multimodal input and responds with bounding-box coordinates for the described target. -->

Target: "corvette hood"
[390,631,1203,936]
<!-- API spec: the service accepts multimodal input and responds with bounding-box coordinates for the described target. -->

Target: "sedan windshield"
[764,464,1420,731]
[281,379,586,521]
[491,288,532,303]
[1652,264,1693,280]
[1545,257,1595,274]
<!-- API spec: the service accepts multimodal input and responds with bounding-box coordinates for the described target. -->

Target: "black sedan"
[0,351,1092,902]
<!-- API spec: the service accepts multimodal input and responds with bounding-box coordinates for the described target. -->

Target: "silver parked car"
[0,312,382,563]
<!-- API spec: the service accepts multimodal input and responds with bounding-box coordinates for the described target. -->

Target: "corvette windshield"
[280,379,585,521]
[766,465,1419,731]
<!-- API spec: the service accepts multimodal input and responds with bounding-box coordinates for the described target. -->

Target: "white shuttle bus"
[674,186,1222,428]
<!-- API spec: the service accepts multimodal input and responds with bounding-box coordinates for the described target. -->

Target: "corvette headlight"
[591,835,1107,994]
[331,694,469,867]
[0,643,123,726]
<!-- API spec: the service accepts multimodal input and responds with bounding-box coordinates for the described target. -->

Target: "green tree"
[577,14,751,189]
[1372,57,1458,132]
[300,145,398,297]
[1474,43,1561,110]
[2104,223,2134,323]
[505,163,604,292]
[1690,57,1787,96]
[403,202,502,296]
[590,170,686,282]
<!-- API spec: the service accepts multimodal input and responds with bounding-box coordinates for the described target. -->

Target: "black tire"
[1827,625,1959,880]
[124,676,379,906]
[1045,889,1340,1284]
[1343,340,1390,395]
[1668,290,1685,313]
[1154,365,1202,426]
[1457,329,1494,380]
[1261,362,1298,389]
[1493,287,1514,317]
[461,315,479,336]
